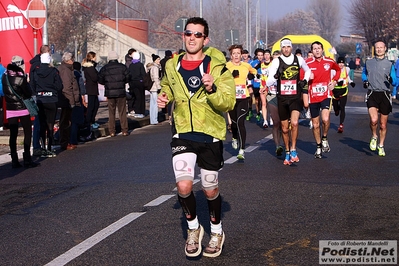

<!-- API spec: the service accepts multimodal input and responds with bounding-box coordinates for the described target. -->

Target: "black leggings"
[85,95,99,124]
[37,102,57,151]
[332,95,347,124]
[8,115,32,154]
[228,98,249,149]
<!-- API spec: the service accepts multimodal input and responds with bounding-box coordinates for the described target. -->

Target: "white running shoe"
[237,149,245,160]
[232,138,238,150]
[321,139,330,153]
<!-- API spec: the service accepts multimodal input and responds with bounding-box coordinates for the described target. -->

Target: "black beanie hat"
[337,57,345,64]
[152,54,160,62]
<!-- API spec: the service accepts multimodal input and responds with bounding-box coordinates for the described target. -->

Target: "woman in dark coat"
[82,51,100,129]
[1,55,39,168]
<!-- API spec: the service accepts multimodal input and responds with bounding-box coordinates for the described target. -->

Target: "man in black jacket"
[98,51,130,136]
[29,45,50,156]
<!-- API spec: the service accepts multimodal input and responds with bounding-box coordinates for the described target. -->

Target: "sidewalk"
[0,100,167,161]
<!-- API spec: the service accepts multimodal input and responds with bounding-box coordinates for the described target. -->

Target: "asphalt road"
[0,78,398,266]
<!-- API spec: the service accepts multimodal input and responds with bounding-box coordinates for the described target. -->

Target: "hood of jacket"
[35,64,54,78]
[30,53,41,65]
[82,60,96,68]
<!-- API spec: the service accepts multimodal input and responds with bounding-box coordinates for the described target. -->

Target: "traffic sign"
[26,0,46,30]
[175,17,188,33]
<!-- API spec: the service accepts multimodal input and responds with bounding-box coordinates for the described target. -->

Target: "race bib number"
[280,80,297,95]
[311,82,328,95]
[236,85,247,99]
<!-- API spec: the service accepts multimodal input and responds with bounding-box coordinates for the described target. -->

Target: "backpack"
[143,69,153,91]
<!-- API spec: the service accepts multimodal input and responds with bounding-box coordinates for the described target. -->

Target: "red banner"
[0,0,43,71]
[0,0,43,126]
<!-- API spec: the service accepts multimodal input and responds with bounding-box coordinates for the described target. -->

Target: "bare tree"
[308,0,341,45]
[48,0,107,57]
[152,9,197,51]
[204,0,247,52]
[106,0,195,48]
[349,0,397,49]
[266,10,320,47]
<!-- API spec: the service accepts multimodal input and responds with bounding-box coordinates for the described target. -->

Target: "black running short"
[252,87,260,98]
[171,138,224,171]
[366,90,392,115]
[309,98,332,118]
[277,96,303,121]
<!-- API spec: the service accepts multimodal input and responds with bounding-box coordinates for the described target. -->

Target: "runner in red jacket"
[306,41,341,158]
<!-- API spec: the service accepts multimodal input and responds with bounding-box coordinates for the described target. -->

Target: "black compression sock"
[207,193,222,224]
[178,191,196,221]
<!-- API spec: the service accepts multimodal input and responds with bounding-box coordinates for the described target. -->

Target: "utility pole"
[116,0,119,55]
[42,0,48,45]
[265,0,268,48]
[256,0,259,43]
[246,0,250,54]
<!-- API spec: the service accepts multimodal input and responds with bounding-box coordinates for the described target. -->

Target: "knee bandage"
[201,169,219,191]
[173,153,196,183]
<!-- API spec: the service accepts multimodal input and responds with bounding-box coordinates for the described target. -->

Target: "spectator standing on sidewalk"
[160,50,172,78]
[392,57,399,99]
[128,52,146,118]
[82,51,100,130]
[124,48,136,68]
[160,50,174,120]
[2,56,39,168]
[98,51,130,137]
[348,58,356,81]
[72,62,86,143]
[32,53,63,157]
[58,52,81,150]
[29,45,50,156]
[147,54,161,124]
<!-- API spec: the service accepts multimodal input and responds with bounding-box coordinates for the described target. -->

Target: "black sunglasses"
[183,30,206,38]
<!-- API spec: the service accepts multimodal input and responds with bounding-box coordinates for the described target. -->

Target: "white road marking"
[256,134,273,144]
[224,138,272,164]
[144,195,175,207]
[224,157,238,164]
[44,212,146,266]
[245,145,259,153]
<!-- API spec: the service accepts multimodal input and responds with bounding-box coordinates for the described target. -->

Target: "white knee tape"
[200,169,219,190]
[173,153,197,183]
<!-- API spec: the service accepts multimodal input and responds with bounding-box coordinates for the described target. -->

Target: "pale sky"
[263,0,351,36]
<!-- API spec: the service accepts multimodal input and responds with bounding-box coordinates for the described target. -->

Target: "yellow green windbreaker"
[160,47,236,140]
